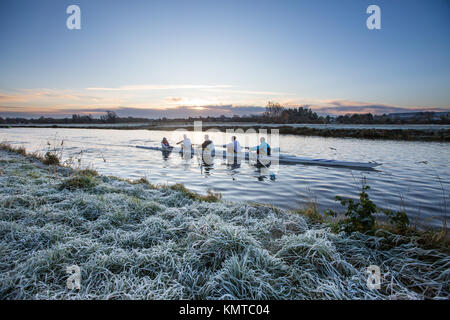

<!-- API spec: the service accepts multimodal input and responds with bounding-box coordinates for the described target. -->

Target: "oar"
[247,147,276,180]
[194,147,203,173]
[260,159,276,180]
[243,146,280,152]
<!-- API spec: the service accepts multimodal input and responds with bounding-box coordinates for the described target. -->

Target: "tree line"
[334,112,450,125]
[0,111,151,125]
[1,103,448,125]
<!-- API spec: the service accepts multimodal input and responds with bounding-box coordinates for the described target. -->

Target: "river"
[1,127,448,229]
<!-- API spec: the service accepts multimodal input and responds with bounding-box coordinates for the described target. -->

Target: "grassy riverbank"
[0,147,449,299]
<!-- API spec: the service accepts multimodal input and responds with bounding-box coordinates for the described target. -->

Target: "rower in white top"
[177,134,193,157]
[223,136,241,153]
[223,136,242,163]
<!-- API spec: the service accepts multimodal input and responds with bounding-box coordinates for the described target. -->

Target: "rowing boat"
[136,145,381,169]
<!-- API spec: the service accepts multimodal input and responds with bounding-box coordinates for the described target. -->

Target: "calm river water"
[1,127,448,229]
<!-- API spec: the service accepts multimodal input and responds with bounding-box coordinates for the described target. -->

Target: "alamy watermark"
[66,265,81,290]
[66,5,380,31]
[66,5,81,30]
[367,5,381,30]
[366,265,381,290]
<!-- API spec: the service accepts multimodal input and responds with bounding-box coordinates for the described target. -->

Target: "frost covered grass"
[0,149,449,299]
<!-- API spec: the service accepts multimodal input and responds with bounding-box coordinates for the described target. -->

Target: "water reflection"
[161,150,172,161]
[255,166,276,181]
[200,162,214,177]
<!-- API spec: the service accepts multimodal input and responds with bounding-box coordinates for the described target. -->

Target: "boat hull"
[135,146,380,170]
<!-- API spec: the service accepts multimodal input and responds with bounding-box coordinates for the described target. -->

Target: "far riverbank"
[2,123,450,141]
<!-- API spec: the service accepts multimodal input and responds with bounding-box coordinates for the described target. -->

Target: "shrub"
[58,174,98,191]
[295,202,323,223]
[129,177,157,188]
[325,185,409,234]
[325,185,377,233]
[42,152,60,166]
[16,146,27,156]
[77,168,98,177]
[382,209,410,231]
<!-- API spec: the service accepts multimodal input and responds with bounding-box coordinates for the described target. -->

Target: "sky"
[0,0,449,118]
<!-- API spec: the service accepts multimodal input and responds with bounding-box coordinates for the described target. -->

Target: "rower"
[201,134,215,165]
[177,134,193,156]
[250,137,271,166]
[223,136,241,154]
[250,137,271,156]
[161,137,173,151]
[223,136,242,164]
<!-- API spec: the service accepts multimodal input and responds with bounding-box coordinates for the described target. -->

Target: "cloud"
[165,97,184,102]
[309,101,450,116]
[1,88,449,119]
[0,93,29,103]
[0,89,110,104]
[279,99,449,116]
[81,105,267,118]
[85,84,232,91]
[0,105,267,119]
[200,88,287,96]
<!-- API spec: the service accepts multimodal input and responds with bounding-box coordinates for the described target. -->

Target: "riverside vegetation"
[146,125,450,142]
[0,144,448,299]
